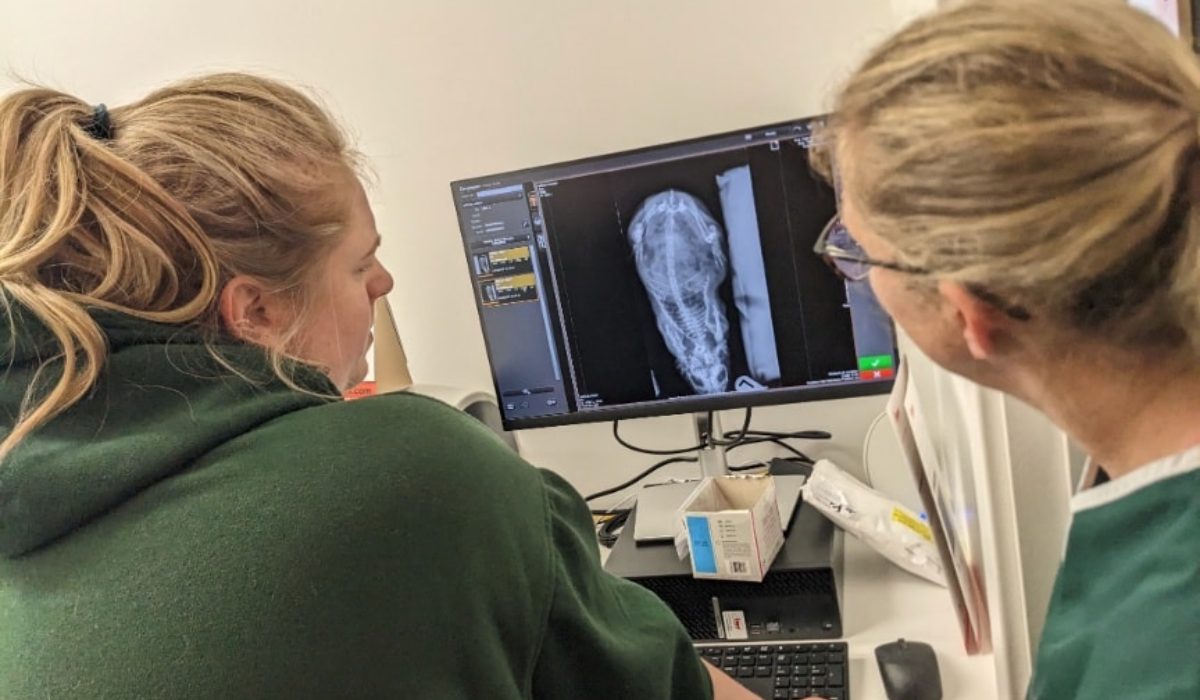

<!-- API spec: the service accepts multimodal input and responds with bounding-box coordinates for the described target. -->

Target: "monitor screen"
[450,116,896,430]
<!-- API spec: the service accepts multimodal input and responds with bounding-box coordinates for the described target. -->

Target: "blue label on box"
[686,515,717,574]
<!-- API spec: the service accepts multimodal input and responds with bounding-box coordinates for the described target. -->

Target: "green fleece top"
[0,306,710,699]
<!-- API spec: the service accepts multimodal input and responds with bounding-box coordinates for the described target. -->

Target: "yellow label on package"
[678,475,785,582]
[891,506,933,542]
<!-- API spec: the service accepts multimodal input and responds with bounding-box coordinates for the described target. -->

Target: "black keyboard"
[696,641,850,700]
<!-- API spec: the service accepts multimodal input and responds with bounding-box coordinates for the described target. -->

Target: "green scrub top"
[1027,446,1200,699]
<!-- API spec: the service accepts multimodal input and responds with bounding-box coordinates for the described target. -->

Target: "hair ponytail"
[0,88,223,459]
[1,74,356,460]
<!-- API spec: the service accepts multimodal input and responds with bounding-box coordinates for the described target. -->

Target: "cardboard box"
[676,475,785,582]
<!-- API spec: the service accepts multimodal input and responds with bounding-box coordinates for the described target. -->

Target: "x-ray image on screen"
[625,165,785,397]
[537,146,813,406]
[628,189,731,396]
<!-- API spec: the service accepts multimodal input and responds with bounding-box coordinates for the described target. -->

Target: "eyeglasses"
[812,215,928,282]
[811,213,1033,321]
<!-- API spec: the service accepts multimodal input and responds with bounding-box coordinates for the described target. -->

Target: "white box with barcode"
[676,475,785,583]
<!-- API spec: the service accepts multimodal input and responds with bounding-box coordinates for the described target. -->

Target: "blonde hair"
[0,73,359,459]
[814,0,1200,353]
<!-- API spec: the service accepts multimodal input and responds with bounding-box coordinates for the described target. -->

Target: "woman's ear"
[938,280,1007,360]
[218,275,290,345]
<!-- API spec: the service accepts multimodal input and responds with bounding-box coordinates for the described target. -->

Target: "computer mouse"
[875,638,942,700]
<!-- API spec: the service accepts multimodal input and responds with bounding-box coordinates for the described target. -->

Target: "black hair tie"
[84,104,113,141]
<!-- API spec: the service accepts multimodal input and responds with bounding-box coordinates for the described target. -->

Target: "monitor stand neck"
[694,411,729,478]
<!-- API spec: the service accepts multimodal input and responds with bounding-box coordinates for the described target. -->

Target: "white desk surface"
[601,534,998,700]
[839,536,997,700]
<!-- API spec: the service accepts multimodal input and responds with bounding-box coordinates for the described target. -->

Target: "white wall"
[1,0,934,493]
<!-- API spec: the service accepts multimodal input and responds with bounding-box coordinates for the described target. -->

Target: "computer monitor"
[450,115,896,436]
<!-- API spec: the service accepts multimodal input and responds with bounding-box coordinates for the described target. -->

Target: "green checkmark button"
[857,354,894,371]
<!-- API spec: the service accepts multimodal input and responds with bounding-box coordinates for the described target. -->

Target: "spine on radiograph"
[627,190,730,395]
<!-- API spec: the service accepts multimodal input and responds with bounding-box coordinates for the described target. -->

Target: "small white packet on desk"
[802,459,945,586]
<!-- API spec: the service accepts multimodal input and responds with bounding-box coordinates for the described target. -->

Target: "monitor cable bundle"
[588,407,834,501]
[609,408,754,455]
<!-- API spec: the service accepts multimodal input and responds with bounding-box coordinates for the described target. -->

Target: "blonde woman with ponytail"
[0,75,724,699]
[813,0,1200,697]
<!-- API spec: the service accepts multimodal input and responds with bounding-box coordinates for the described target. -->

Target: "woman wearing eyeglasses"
[812,0,1200,698]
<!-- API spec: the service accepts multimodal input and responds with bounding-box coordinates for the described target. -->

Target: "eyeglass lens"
[826,218,870,281]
